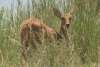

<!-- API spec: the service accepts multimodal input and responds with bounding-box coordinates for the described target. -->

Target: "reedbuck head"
[53,7,74,29]
[53,7,74,40]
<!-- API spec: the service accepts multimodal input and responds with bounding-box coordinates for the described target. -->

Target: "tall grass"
[0,0,99,67]
[70,0,99,63]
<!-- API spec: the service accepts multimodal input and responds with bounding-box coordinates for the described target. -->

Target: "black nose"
[66,24,70,28]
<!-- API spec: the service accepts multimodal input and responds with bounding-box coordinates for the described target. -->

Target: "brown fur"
[20,7,74,55]
[20,18,59,50]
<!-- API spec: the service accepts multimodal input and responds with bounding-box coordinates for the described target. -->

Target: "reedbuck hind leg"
[20,27,31,59]
[20,36,30,59]
[29,31,42,50]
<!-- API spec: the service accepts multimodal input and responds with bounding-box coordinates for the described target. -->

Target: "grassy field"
[0,0,100,67]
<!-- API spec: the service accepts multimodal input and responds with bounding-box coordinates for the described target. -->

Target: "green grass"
[0,0,100,67]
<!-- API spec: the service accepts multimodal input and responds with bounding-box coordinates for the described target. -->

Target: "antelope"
[20,7,74,57]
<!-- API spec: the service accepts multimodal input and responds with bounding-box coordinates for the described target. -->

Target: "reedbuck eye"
[62,17,64,20]
[70,17,72,20]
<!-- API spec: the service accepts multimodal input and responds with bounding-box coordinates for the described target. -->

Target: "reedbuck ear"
[53,7,62,20]
[70,8,75,15]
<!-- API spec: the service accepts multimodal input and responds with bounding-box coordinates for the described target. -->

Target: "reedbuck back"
[20,7,74,57]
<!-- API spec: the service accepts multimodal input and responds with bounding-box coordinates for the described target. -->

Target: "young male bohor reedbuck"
[20,7,74,51]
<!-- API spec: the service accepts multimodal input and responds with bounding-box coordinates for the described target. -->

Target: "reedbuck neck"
[53,7,74,40]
